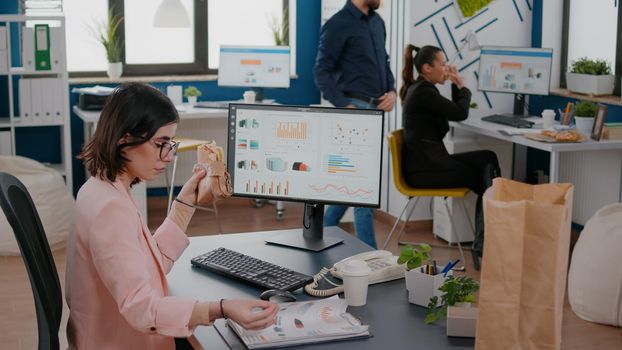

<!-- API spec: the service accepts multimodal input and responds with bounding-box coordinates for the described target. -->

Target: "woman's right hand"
[446,65,465,89]
[223,299,279,330]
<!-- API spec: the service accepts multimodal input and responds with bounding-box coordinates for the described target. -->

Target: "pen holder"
[404,265,452,307]
[560,112,573,126]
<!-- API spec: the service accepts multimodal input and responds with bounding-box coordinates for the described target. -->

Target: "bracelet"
[220,299,227,319]
[174,197,195,208]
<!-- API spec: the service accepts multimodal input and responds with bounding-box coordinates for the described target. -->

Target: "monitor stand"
[264,203,344,252]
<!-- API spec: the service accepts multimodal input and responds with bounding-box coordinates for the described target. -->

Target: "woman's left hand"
[176,166,207,205]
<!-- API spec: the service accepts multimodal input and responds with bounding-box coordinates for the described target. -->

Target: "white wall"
[381,0,534,221]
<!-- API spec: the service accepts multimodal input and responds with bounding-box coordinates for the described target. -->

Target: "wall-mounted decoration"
[454,0,495,19]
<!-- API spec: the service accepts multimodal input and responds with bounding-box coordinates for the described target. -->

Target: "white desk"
[452,117,622,224]
[73,105,229,220]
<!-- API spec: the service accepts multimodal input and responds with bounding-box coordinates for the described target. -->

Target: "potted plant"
[90,8,124,79]
[184,86,201,105]
[425,275,480,337]
[574,100,597,135]
[566,57,614,96]
[398,244,450,306]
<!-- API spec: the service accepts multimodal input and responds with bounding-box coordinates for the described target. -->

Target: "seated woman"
[65,83,278,349]
[399,44,500,268]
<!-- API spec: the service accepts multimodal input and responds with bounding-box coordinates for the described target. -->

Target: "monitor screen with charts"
[227,104,384,251]
[477,46,553,96]
[218,46,290,89]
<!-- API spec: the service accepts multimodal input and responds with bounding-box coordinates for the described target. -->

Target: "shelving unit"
[0,14,72,190]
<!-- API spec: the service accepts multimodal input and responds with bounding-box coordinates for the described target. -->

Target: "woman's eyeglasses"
[153,140,179,160]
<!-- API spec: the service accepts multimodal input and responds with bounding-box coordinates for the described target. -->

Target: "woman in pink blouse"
[65,83,278,349]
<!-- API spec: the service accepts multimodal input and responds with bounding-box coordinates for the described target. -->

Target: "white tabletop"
[73,104,229,124]
[452,117,622,153]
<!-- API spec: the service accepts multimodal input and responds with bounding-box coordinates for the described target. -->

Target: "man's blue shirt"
[313,1,396,107]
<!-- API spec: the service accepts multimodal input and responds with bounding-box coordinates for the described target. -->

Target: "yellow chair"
[381,129,473,270]
[165,138,222,233]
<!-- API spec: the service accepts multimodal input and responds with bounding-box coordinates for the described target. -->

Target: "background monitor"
[218,45,290,92]
[227,104,384,251]
[477,46,553,96]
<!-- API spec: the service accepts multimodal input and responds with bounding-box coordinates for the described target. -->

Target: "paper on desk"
[71,85,116,96]
[499,128,535,136]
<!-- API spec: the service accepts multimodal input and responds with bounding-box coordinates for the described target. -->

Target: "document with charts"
[226,297,369,349]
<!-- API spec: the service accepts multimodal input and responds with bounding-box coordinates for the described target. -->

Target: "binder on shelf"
[0,130,12,155]
[30,78,43,122]
[34,24,51,71]
[51,78,64,122]
[18,78,32,123]
[0,27,7,73]
[49,27,62,71]
[22,26,35,71]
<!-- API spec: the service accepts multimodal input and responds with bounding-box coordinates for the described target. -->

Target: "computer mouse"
[259,289,297,303]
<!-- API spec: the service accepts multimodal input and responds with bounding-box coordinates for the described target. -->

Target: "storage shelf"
[550,88,622,107]
[0,119,10,128]
[8,67,62,76]
[12,119,65,127]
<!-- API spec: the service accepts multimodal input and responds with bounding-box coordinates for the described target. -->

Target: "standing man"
[313,0,396,248]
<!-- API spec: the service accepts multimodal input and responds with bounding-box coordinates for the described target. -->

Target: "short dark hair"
[78,83,179,184]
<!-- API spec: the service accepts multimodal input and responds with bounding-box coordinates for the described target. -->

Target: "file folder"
[34,24,51,71]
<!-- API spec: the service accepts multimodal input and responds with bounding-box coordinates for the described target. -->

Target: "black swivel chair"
[0,172,63,350]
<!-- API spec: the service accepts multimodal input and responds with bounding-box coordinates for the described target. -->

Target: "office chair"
[165,138,223,233]
[381,129,474,271]
[0,172,62,350]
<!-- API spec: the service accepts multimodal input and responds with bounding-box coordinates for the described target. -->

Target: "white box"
[433,193,476,243]
[18,78,32,123]
[0,130,12,155]
[446,305,478,337]
[166,85,183,105]
[405,266,452,307]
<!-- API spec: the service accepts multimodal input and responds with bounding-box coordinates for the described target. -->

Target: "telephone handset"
[332,250,405,284]
[304,250,405,297]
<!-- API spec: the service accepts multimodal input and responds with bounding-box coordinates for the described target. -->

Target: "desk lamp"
[153,0,191,28]
[448,30,480,64]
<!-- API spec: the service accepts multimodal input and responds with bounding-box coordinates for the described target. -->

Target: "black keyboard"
[191,247,313,291]
[481,114,534,128]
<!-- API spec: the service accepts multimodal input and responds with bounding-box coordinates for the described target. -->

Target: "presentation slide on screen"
[218,46,290,88]
[230,107,383,206]
[478,47,552,95]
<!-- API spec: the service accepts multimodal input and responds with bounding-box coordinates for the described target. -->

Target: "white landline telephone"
[304,250,405,297]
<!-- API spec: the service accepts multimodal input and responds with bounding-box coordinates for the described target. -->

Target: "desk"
[168,228,474,349]
[452,117,622,224]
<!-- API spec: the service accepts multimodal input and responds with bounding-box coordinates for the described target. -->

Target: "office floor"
[1,196,621,349]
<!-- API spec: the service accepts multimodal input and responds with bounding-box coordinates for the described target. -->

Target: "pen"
[443,259,461,277]
[440,260,452,274]
[564,101,572,114]
[433,260,438,275]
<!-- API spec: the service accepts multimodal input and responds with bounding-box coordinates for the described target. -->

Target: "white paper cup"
[243,90,256,103]
[541,109,555,129]
[341,260,371,306]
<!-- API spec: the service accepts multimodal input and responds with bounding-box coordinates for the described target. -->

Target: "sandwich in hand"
[195,141,232,205]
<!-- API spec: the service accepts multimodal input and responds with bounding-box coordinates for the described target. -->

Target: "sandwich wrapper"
[195,141,232,205]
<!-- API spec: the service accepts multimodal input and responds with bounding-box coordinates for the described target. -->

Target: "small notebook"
[219,297,370,349]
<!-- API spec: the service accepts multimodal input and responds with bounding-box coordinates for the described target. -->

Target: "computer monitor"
[477,46,553,96]
[227,104,384,251]
[218,45,290,101]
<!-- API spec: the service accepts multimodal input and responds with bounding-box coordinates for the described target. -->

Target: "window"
[561,0,622,95]
[64,0,293,76]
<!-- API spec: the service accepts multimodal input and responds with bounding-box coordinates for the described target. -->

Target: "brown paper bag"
[475,178,573,350]
[195,141,232,206]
